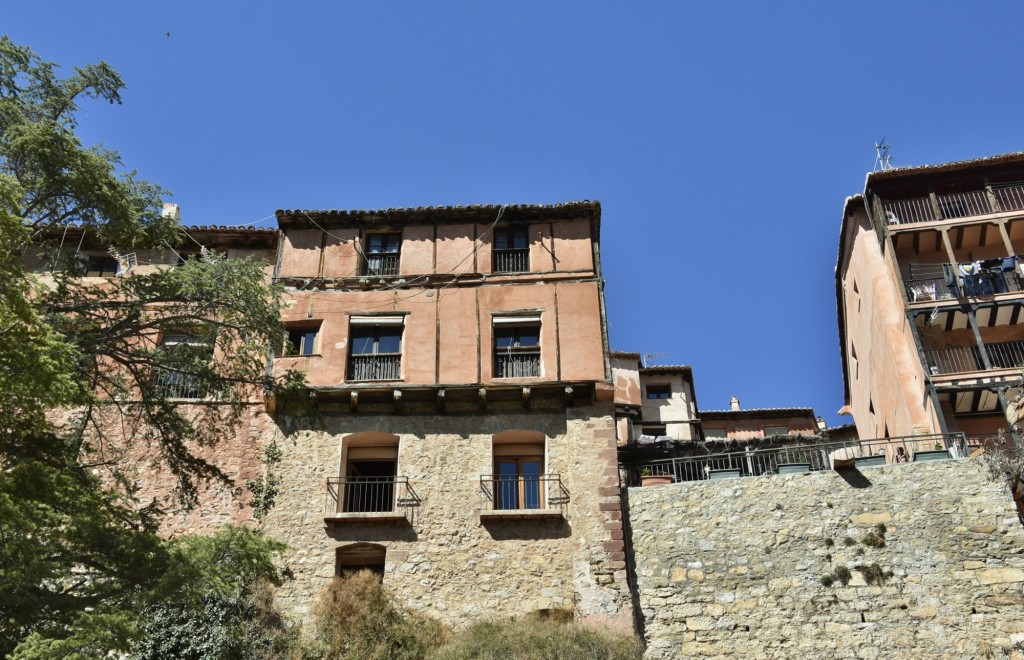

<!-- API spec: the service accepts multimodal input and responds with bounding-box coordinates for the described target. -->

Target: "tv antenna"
[874,138,894,172]
[642,352,668,368]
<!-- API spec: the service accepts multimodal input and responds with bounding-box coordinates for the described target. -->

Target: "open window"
[348,316,403,381]
[493,316,541,378]
[85,255,119,277]
[492,431,544,510]
[154,332,214,399]
[283,323,320,356]
[493,227,529,273]
[326,433,409,522]
[364,233,401,276]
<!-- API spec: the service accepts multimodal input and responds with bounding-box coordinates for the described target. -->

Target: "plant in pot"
[640,466,673,487]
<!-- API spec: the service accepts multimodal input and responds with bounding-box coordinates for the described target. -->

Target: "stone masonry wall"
[627,458,1024,658]
[261,405,633,629]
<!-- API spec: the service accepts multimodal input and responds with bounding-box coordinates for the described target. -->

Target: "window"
[335,543,386,578]
[704,427,727,440]
[646,384,672,399]
[344,445,398,513]
[364,233,401,276]
[494,317,540,378]
[348,316,403,381]
[642,424,667,438]
[493,435,544,510]
[284,324,320,356]
[154,333,213,399]
[86,256,119,277]
[763,426,788,437]
[493,227,529,273]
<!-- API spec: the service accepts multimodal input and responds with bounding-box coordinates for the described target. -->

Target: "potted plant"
[640,467,673,487]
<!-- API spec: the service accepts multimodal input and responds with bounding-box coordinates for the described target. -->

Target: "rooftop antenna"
[642,352,667,368]
[874,138,894,172]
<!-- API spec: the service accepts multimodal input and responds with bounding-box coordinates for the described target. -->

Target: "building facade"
[700,397,821,441]
[837,153,1024,445]
[260,202,633,627]
[610,352,701,443]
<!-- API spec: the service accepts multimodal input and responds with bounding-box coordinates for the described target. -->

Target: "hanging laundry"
[1003,256,1018,272]
[981,258,1002,269]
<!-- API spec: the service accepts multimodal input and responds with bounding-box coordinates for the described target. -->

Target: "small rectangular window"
[284,324,320,356]
[364,233,401,276]
[763,426,788,437]
[646,384,672,399]
[493,228,529,273]
[154,333,213,399]
[494,319,540,378]
[642,424,667,437]
[704,427,727,440]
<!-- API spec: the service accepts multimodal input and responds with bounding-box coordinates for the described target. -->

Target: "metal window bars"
[493,248,529,273]
[325,476,414,514]
[479,473,569,514]
[495,350,540,378]
[348,354,402,381]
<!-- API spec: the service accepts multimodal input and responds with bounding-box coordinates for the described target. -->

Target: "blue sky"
[9,2,1024,424]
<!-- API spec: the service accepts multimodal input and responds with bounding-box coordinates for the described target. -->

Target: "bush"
[832,565,852,587]
[430,614,642,660]
[307,571,446,660]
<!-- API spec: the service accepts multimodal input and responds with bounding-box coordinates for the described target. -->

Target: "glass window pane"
[377,328,402,353]
[350,328,375,355]
[516,328,540,347]
[495,329,515,349]
[512,229,528,249]
[302,331,317,355]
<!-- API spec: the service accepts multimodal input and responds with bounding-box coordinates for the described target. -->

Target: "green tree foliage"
[0,36,288,655]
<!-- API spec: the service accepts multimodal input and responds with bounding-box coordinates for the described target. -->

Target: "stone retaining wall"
[627,458,1024,658]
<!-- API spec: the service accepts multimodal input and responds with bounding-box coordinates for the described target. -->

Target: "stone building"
[260,201,633,627]
[837,152,1024,444]
[610,352,700,443]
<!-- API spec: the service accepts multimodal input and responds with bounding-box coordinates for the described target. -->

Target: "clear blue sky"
[9,2,1024,424]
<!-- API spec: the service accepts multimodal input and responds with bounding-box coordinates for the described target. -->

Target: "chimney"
[730,396,740,411]
[162,203,180,220]
[816,416,827,431]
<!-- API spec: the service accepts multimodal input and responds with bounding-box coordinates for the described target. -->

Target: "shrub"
[832,565,852,587]
[307,571,446,660]
[843,537,857,547]
[855,563,893,586]
[430,614,642,660]
[820,575,835,587]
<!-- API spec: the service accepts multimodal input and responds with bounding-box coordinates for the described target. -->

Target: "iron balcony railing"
[325,476,413,514]
[883,185,1024,225]
[493,248,529,273]
[154,369,207,399]
[624,433,966,486]
[479,473,569,514]
[348,354,401,381]
[495,350,540,378]
[365,254,399,277]
[925,340,1024,375]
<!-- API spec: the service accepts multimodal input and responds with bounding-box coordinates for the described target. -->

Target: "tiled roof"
[610,351,641,360]
[181,225,277,234]
[640,365,692,374]
[867,151,1024,181]
[276,201,600,227]
[701,407,814,420]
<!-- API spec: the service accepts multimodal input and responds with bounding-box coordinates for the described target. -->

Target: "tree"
[0,36,288,656]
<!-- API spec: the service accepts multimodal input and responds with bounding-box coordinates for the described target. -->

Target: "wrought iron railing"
[493,248,529,273]
[904,259,1024,302]
[348,354,401,381]
[154,369,207,399]
[623,433,966,485]
[495,351,540,378]
[937,190,991,219]
[365,254,399,276]
[925,340,1024,375]
[479,473,568,514]
[883,196,936,225]
[994,184,1024,212]
[325,476,413,514]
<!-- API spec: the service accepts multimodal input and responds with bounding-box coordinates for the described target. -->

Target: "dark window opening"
[647,384,671,399]
[336,544,386,579]
[643,424,667,437]
[494,323,540,378]
[86,256,119,277]
[348,324,402,381]
[364,233,401,276]
[493,228,529,273]
[284,325,319,356]
[344,458,397,513]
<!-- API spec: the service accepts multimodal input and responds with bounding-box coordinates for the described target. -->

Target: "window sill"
[480,508,564,521]
[278,354,323,358]
[324,511,408,525]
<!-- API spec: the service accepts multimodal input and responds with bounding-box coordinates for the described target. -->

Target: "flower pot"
[641,474,673,487]
[709,469,741,481]
[778,463,810,475]
[913,449,950,462]
[855,455,887,468]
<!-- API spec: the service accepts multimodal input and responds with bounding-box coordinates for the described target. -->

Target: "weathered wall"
[261,405,633,629]
[628,458,1024,658]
